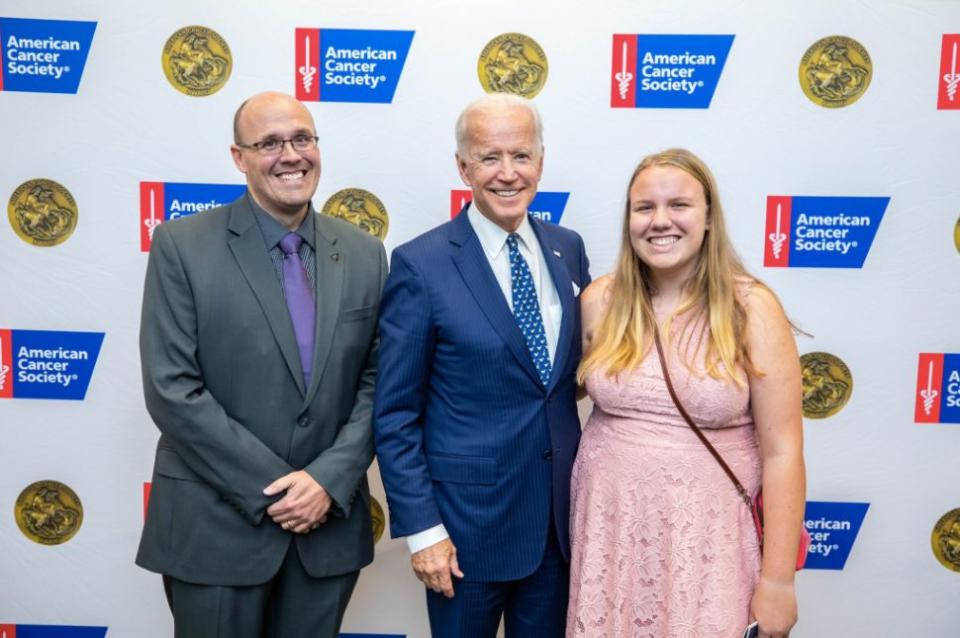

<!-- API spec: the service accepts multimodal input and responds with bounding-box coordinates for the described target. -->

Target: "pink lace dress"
[568,321,762,637]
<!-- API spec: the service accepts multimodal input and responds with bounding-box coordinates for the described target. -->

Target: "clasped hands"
[263,470,331,534]
[411,538,465,599]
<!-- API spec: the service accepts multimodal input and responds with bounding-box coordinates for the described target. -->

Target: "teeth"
[277,171,305,181]
[494,189,519,197]
[650,236,679,246]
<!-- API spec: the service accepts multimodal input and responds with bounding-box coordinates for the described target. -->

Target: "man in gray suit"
[137,91,386,637]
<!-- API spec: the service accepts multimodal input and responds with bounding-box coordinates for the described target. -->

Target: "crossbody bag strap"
[652,325,753,509]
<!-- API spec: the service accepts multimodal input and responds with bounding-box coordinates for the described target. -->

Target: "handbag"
[652,326,810,570]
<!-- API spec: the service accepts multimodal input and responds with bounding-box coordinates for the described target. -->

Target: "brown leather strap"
[652,326,753,508]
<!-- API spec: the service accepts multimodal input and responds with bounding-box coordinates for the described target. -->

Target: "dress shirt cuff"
[406,524,450,554]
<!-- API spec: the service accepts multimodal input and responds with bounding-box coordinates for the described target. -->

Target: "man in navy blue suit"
[373,93,590,637]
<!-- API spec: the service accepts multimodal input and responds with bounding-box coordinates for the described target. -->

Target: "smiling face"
[230,92,320,228]
[628,164,710,285]
[456,103,543,232]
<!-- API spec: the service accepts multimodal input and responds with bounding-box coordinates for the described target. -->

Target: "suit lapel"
[449,209,544,389]
[529,217,575,389]
[226,199,305,395]
[304,214,343,404]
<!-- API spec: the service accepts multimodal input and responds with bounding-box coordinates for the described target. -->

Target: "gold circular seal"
[477,33,548,98]
[14,480,83,545]
[954,216,959,254]
[8,179,78,247]
[162,25,232,96]
[799,36,872,108]
[800,352,853,418]
[321,188,389,240]
[370,495,385,544]
[931,508,960,572]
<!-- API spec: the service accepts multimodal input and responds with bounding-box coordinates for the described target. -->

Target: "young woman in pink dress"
[567,149,805,638]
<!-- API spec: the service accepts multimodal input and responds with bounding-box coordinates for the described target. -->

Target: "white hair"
[454,93,544,157]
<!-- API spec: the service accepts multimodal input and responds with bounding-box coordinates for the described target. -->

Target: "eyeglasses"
[235,134,319,155]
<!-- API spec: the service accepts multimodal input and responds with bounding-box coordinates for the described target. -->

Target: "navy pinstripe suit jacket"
[373,206,591,581]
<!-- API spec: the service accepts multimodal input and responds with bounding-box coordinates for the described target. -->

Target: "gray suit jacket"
[136,195,386,585]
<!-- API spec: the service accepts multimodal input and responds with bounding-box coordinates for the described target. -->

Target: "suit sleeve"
[140,224,293,525]
[303,240,387,517]
[372,248,444,538]
[577,232,592,288]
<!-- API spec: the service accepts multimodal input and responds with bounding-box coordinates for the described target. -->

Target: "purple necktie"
[279,232,315,386]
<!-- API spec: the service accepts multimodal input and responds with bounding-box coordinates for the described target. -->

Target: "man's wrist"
[406,524,449,554]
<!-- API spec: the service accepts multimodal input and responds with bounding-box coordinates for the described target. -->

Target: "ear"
[230,145,247,174]
[455,152,472,187]
[705,205,711,230]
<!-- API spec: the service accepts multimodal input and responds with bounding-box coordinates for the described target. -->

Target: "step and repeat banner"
[1,1,958,636]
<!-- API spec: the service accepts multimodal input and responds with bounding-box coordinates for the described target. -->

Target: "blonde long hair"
[579,148,771,387]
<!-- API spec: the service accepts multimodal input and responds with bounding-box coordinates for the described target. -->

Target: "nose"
[650,205,672,228]
[498,157,518,180]
[278,139,302,161]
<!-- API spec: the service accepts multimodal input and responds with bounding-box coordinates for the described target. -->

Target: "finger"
[262,475,293,497]
[449,553,465,579]
[437,572,454,598]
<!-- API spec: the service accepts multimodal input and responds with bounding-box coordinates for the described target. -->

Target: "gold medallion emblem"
[477,33,548,98]
[14,480,83,545]
[370,495,386,544]
[931,508,960,572]
[799,36,872,108]
[800,352,853,418]
[8,179,78,247]
[162,26,232,96]
[954,216,959,254]
[321,188,389,240]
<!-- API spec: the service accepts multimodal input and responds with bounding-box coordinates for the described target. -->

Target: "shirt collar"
[466,203,536,260]
[248,193,315,251]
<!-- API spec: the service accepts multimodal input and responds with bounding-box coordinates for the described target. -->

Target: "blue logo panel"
[941,353,960,423]
[0,17,96,94]
[635,34,733,108]
[11,330,104,400]
[164,183,246,221]
[11,626,108,638]
[528,192,570,224]
[789,196,888,268]
[319,29,414,103]
[803,501,869,570]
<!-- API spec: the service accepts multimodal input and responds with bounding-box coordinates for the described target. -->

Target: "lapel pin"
[552,249,562,258]
[331,252,340,262]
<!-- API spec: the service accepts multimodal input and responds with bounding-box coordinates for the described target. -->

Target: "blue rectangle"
[319,28,414,103]
[12,330,104,400]
[0,17,96,94]
[940,353,960,423]
[634,34,733,108]
[789,196,888,268]
[163,182,246,221]
[802,501,869,570]
[15,626,107,638]
[528,191,569,225]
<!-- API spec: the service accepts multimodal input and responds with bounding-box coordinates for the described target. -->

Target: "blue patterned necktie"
[507,233,552,386]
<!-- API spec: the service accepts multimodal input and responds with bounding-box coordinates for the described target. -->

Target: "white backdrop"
[1,1,958,636]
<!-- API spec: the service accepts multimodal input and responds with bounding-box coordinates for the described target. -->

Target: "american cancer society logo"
[295,28,413,103]
[0,626,108,638]
[802,501,869,570]
[140,182,246,252]
[0,17,96,94]
[763,196,888,268]
[451,189,569,224]
[0,329,104,400]
[915,353,960,424]
[611,34,733,108]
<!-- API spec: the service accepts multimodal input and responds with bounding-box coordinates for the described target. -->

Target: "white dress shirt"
[406,206,563,554]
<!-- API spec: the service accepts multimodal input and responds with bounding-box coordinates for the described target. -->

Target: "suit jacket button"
[542,449,553,460]
[298,416,310,428]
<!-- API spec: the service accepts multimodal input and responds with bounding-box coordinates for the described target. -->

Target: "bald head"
[233,91,315,144]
